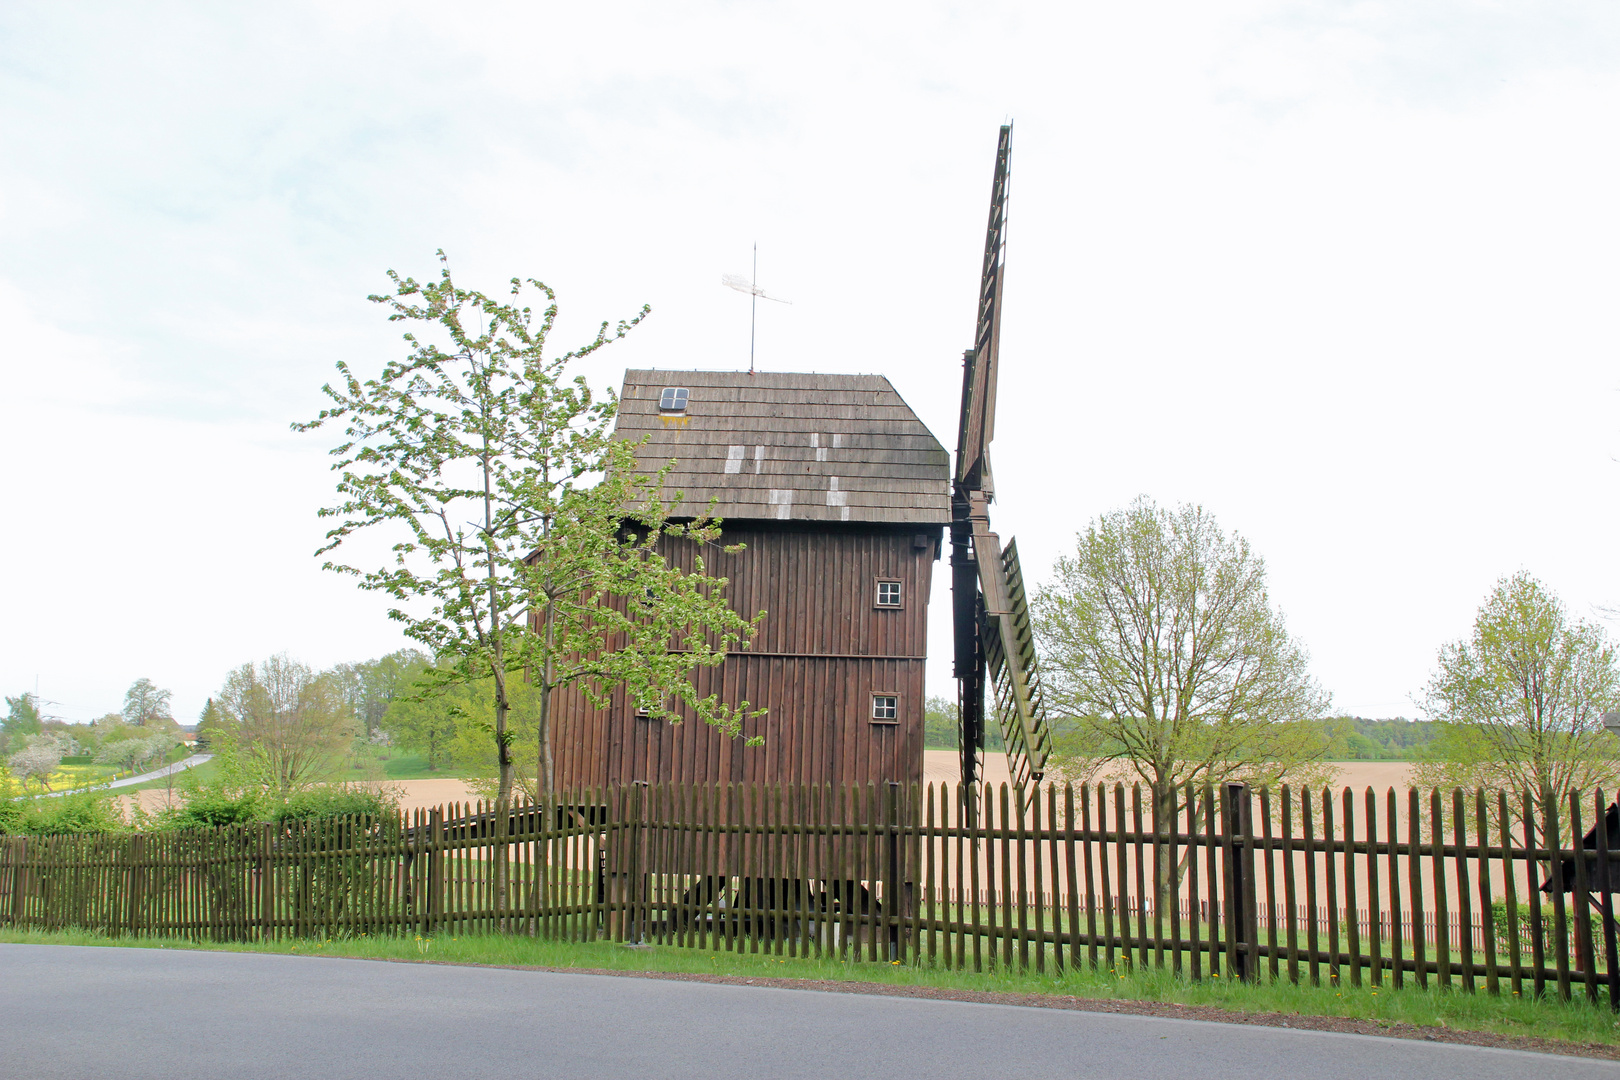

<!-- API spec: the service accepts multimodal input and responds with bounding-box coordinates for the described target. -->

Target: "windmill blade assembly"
[952,124,1053,802]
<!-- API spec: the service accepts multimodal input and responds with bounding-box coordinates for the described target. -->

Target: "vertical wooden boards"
[1453,788,1476,993]
[1476,790,1500,997]
[1080,784,1097,972]
[1595,789,1620,1012]
[1098,784,1115,972]
[1132,785,1149,972]
[1408,788,1427,989]
[1386,789,1403,990]
[1430,790,1452,989]
[1525,789,1547,998]
[1343,789,1361,987]
[1202,783,1221,978]
[1570,793,1598,1003]
[1365,788,1382,988]
[1260,788,1277,982]
[1302,786,1319,986]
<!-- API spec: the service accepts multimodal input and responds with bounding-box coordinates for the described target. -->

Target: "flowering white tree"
[9,738,65,792]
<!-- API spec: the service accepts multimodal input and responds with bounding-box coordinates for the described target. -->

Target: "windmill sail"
[952,122,1053,800]
[980,538,1050,789]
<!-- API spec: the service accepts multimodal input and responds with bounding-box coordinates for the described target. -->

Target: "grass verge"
[4,926,1619,1056]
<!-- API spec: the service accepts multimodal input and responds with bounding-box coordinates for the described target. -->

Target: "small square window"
[875,580,902,608]
[871,694,898,723]
[658,387,689,411]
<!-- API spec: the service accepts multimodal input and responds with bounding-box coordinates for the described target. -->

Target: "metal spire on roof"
[722,243,791,374]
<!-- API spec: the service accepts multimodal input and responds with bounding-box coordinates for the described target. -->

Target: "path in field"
[1,945,1612,1080]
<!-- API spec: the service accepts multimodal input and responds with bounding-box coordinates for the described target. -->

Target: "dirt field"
[922,751,1414,795]
[116,758,1412,819]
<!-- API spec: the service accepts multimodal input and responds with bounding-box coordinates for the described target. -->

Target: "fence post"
[884,782,901,961]
[259,823,273,942]
[428,809,443,936]
[8,838,26,929]
[1225,782,1257,982]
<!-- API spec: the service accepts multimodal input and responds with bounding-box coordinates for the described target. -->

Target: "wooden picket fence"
[4,781,1620,1006]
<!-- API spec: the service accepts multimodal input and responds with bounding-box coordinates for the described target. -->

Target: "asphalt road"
[3,944,1616,1080]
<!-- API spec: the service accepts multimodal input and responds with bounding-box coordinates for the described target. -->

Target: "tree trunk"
[489,660,512,930]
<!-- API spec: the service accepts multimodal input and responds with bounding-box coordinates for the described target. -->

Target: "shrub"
[0,791,125,836]
[270,785,397,824]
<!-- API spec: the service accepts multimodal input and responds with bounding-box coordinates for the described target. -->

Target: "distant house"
[547,369,951,791]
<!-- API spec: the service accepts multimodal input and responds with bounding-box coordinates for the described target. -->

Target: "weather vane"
[722,242,790,374]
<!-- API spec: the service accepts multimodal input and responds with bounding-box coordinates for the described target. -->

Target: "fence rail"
[4,781,1620,1006]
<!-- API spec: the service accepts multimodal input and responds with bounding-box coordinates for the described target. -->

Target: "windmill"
[952,124,1052,799]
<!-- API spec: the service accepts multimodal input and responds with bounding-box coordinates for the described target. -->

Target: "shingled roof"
[614,370,951,525]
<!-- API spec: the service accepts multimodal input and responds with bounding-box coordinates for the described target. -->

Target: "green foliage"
[297,254,762,803]
[380,664,463,771]
[158,788,263,830]
[3,692,42,751]
[1332,717,1439,760]
[94,733,175,773]
[122,677,173,727]
[922,694,1004,751]
[267,785,398,825]
[148,743,397,831]
[210,655,359,794]
[331,650,430,738]
[195,698,229,751]
[1488,899,1600,963]
[0,790,124,836]
[1415,572,1620,849]
[1033,496,1335,796]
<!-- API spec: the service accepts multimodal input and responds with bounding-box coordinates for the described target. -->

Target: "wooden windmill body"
[551,125,1053,800]
[547,369,952,793]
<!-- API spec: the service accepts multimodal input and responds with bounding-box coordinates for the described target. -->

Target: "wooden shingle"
[616,370,951,525]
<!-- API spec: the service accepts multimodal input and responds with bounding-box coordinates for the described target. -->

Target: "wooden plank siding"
[550,524,940,791]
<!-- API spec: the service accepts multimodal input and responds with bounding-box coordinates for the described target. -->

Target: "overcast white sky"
[3,2,1619,725]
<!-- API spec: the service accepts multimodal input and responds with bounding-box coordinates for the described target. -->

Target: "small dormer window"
[659,387,689,412]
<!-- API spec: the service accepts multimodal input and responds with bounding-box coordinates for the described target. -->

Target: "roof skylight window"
[659,387,690,412]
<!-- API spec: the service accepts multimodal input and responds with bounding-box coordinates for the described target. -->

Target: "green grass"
[368,750,471,781]
[5,926,1619,1048]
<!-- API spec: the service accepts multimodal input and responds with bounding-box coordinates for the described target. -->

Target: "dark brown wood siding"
[550,524,938,790]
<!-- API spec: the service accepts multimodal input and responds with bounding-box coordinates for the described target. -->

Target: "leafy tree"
[923,694,1003,751]
[1342,717,1439,759]
[332,649,431,738]
[3,693,41,751]
[381,666,466,772]
[212,654,358,794]
[95,733,173,774]
[1414,571,1620,852]
[1032,496,1334,905]
[1343,731,1384,760]
[8,737,65,792]
[196,698,230,751]
[122,678,173,727]
[296,255,762,813]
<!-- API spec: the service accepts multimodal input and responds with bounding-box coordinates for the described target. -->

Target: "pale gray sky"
[4,2,1619,724]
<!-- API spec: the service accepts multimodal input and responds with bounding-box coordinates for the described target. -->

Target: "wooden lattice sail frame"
[951,123,1053,801]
